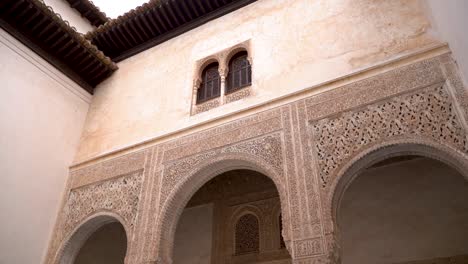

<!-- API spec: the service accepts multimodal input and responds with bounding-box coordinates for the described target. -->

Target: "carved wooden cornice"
[65,0,109,27]
[84,0,257,61]
[0,0,117,93]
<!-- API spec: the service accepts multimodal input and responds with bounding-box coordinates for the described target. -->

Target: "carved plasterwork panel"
[69,150,146,188]
[225,86,252,104]
[311,85,468,189]
[193,97,221,114]
[294,238,325,258]
[45,53,468,264]
[161,133,284,206]
[62,170,143,237]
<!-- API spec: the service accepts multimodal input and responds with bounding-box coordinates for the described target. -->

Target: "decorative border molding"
[70,150,146,188]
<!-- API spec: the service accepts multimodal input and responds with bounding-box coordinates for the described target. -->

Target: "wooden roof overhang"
[85,0,257,62]
[0,0,117,93]
[65,0,108,27]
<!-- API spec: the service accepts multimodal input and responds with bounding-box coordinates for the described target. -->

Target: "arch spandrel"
[306,81,468,263]
[49,170,144,264]
[309,85,468,215]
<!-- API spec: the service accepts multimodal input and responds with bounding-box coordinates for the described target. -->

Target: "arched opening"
[197,61,221,103]
[337,154,468,264]
[226,50,251,93]
[57,214,128,264]
[172,169,292,263]
[74,222,127,264]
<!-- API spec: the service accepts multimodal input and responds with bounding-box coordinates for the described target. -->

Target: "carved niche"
[235,213,260,254]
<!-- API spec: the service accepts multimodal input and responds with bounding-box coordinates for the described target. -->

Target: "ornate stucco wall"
[426,0,468,86]
[46,48,468,263]
[41,1,468,263]
[0,29,90,264]
[75,0,441,163]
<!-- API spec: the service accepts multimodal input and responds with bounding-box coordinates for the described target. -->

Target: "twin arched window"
[197,62,221,103]
[226,51,251,93]
[196,51,251,104]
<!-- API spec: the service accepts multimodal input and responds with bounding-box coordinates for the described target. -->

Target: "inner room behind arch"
[173,169,292,264]
[339,156,468,264]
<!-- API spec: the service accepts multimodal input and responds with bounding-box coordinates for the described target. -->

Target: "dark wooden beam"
[122,22,139,45]
[187,0,201,17]
[111,0,256,62]
[1,0,116,93]
[140,13,156,36]
[179,0,194,20]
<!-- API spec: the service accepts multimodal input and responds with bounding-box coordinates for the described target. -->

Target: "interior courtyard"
[1,0,468,263]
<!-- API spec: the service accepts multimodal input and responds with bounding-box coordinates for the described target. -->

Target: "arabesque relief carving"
[47,54,468,264]
[62,170,143,237]
[311,85,468,189]
[160,133,284,207]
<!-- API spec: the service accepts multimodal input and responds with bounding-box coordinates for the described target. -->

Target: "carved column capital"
[219,66,229,79]
[193,78,202,89]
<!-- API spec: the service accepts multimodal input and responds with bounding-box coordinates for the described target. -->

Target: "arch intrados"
[330,140,468,227]
[156,153,287,262]
[230,205,263,226]
[225,47,250,66]
[196,57,220,80]
[55,211,129,264]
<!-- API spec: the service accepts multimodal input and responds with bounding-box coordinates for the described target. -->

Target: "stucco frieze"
[70,150,146,188]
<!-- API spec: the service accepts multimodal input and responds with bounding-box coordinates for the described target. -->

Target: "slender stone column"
[192,78,201,113]
[219,67,228,105]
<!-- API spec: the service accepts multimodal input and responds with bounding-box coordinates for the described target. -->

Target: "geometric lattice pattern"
[312,85,468,188]
[63,171,143,236]
[235,213,260,255]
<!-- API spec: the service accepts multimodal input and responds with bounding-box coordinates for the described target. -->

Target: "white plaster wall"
[43,0,94,34]
[76,0,440,162]
[426,0,468,85]
[173,204,214,264]
[340,158,468,264]
[0,29,90,264]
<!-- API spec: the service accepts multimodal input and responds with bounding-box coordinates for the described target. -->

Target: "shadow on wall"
[74,222,127,264]
[339,157,468,264]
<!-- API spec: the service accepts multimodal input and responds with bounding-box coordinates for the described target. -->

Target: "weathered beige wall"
[75,0,440,162]
[74,222,127,264]
[0,29,90,264]
[43,0,94,34]
[173,204,213,264]
[340,158,468,264]
[426,0,468,85]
